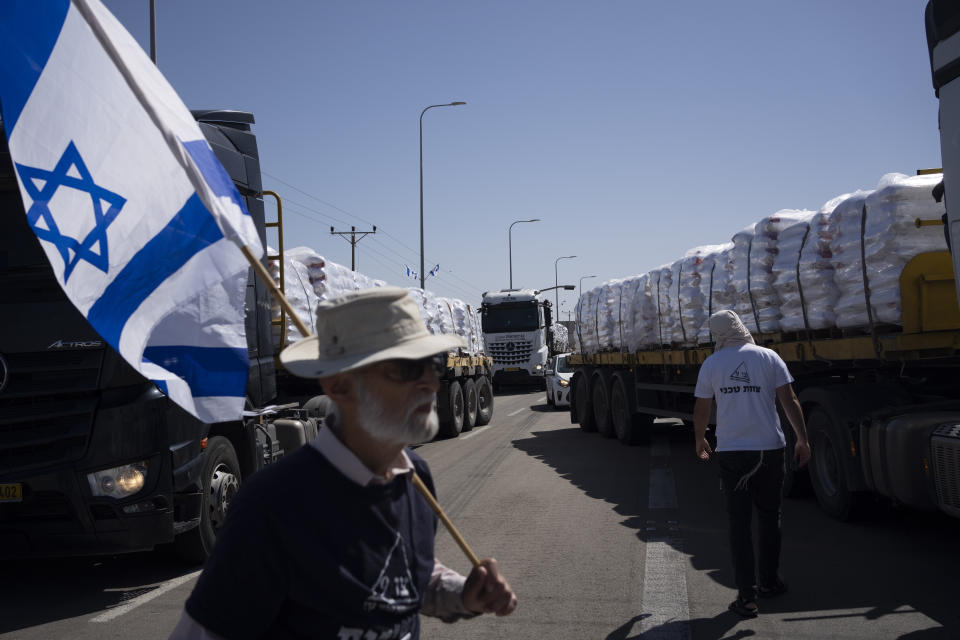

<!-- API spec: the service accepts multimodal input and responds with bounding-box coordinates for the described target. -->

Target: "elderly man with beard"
[170,287,516,640]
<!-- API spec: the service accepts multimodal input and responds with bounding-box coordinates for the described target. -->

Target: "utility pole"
[330,226,376,271]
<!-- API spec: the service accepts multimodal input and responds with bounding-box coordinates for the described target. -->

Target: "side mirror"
[545,369,554,376]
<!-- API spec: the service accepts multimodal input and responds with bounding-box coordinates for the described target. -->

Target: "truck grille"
[488,340,533,365]
[931,423,960,517]
[0,350,101,474]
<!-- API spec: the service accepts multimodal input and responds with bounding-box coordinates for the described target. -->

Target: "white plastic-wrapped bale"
[710,243,737,321]
[595,279,628,351]
[830,174,947,329]
[775,196,848,331]
[862,173,947,325]
[732,210,812,333]
[652,265,676,346]
[829,190,874,328]
[696,243,733,344]
[575,286,602,354]
[771,212,816,331]
[624,273,658,351]
[677,245,727,346]
[551,323,569,353]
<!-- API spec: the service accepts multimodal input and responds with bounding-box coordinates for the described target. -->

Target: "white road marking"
[506,408,525,417]
[459,425,490,440]
[90,570,201,623]
[640,434,691,639]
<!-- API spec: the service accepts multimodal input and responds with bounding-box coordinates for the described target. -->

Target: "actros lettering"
[48,339,103,350]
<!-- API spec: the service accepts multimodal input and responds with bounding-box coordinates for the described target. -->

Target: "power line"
[262,176,488,295]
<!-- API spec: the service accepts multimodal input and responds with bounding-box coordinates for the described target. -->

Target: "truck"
[480,288,555,390]
[0,109,494,562]
[567,82,960,523]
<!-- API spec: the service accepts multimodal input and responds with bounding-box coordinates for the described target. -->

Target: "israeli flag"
[429,263,440,278]
[0,0,264,423]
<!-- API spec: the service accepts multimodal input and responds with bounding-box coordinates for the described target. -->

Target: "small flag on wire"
[429,264,440,278]
[0,0,264,423]
[404,264,419,280]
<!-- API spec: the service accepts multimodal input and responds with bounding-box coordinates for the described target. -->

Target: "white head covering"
[708,310,755,350]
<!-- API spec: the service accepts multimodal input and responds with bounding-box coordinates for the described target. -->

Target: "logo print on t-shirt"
[730,362,750,383]
[363,533,420,614]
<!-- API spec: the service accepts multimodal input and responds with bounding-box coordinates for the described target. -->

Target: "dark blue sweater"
[185,444,438,639]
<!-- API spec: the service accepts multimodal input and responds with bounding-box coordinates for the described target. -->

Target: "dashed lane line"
[639,434,691,640]
[90,570,201,623]
[506,408,525,417]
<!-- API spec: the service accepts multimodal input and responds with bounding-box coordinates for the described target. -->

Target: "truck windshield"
[482,304,539,332]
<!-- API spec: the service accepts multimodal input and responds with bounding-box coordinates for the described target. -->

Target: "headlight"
[559,379,569,387]
[87,461,148,498]
[535,364,543,371]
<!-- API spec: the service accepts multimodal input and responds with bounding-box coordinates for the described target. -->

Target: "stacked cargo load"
[268,249,484,355]
[575,173,948,355]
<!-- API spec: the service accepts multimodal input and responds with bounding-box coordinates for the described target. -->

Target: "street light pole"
[508,218,540,289]
[554,255,576,317]
[420,101,466,290]
[579,274,597,299]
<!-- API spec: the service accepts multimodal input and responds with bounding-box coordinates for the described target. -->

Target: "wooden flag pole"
[240,244,482,569]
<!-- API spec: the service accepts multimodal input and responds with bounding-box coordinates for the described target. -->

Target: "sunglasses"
[379,354,447,383]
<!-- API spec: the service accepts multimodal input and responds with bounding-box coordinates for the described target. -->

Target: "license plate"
[0,483,22,503]
[504,367,520,372]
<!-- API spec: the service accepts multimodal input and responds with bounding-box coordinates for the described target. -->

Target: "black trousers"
[717,448,785,601]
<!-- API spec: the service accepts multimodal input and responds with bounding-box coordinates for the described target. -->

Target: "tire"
[574,372,596,431]
[807,408,861,520]
[475,376,494,426]
[438,380,465,438]
[462,378,478,431]
[175,436,241,564]
[301,394,333,419]
[611,374,651,446]
[592,373,615,438]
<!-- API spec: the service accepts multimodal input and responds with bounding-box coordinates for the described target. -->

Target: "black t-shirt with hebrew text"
[185,444,438,639]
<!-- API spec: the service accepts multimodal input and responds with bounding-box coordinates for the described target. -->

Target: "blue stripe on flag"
[153,379,169,395]
[143,345,248,397]
[0,0,71,135]
[181,139,248,214]
[88,192,225,346]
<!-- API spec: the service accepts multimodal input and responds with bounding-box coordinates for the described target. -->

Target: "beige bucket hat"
[280,286,466,378]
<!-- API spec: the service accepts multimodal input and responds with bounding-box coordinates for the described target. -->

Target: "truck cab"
[481,289,552,389]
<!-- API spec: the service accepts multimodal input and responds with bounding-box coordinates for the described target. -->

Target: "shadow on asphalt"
[0,550,197,633]
[511,423,960,637]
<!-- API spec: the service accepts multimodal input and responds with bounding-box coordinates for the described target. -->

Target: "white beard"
[353,378,439,445]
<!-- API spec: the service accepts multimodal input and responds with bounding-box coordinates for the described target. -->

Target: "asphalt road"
[3,389,959,639]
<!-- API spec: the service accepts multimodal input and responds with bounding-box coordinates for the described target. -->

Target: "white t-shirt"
[694,343,793,451]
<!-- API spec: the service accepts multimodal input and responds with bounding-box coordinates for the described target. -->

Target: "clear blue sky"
[105,0,940,319]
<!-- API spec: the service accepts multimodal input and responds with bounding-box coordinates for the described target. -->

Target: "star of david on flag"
[0,0,264,423]
[17,140,126,282]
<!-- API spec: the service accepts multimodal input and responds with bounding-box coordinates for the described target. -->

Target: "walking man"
[171,287,516,639]
[693,310,810,618]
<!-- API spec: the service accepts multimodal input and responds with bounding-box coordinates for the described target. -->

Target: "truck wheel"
[175,436,241,564]
[574,372,596,431]
[611,374,650,446]
[302,394,333,420]
[592,373,615,438]
[475,376,494,426]
[808,408,861,520]
[438,380,465,438]
[462,378,478,431]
